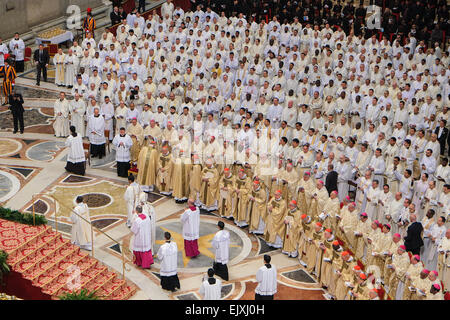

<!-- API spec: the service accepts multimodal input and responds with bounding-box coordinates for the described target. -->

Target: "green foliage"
[58,288,99,300]
[0,207,47,226]
[0,250,10,286]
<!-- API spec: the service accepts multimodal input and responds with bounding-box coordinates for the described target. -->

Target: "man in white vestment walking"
[157,232,180,292]
[212,221,230,281]
[70,196,92,250]
[255,254,277,300]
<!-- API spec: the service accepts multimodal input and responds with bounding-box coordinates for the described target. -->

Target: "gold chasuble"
[156,151,174,193]
[172,157,192,200]
[335,256,357,300]
[200,165,220,208]
[137,145,159,187]
[282,208,302,254]
[127,123,144,163]
[264,197,287,243]
[189,163,203,200]
[248,185,268,233]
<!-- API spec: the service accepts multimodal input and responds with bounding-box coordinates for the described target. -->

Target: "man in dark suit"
[8,89,24,134]
[325,164,338,195]
[33,44,49,86]
[434,119,449,156]
[110,6,122,26]
[403,213,424,255]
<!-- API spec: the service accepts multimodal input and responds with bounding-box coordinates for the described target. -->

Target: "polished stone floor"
[0,77,327,300]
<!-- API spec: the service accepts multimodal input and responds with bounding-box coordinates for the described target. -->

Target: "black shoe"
[13,131,17,134]
[36,83,40,86]
[20,131,24,134]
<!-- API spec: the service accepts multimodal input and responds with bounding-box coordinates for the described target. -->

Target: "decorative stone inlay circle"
[77,193,112,209]
[0,138,22,157]
[0,170,21,203]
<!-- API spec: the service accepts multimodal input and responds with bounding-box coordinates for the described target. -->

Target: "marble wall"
[0,0,103,39]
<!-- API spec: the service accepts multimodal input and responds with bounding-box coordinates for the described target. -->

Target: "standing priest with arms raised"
[212,221,230,281]
[113,127,133,177]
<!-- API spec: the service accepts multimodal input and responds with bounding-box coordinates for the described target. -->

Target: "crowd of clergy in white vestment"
[50,1,450,300]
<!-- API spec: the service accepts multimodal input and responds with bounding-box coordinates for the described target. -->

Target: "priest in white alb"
[130,205,154,269]
[124,174,140,227]
[64,49,78,88]
[86,107,106,159]
[180,199,201,258]
[53,92,70,138]
[212,221,230,281]
[112,127,133,177]
[69,93,86,137]
[70,196,92,251]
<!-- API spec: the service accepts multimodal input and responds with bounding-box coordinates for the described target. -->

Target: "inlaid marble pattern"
[0,165,41,206]
[0,108,53,131]
[153,219,245,269]
[0,137,65,161]
[26,141,66,161]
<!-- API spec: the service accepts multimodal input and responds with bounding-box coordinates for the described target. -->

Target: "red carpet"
[0,219,137,300]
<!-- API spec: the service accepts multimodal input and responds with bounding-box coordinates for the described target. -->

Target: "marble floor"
[0,77,327,300]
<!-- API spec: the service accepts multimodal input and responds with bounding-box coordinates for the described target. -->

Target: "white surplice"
[86,114,106,145]
[199,278,222,300]
[69,98,86,137]
[70,203,92,250]
[131,214,152,252]
[212,230,230,264]
[65,134,85,163]
[255,264,278,296]
[180,207,200,241]
[157,241,178,276]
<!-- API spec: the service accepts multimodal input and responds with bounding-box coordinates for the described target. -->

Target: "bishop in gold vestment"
[199,159,220,211]
[127,118,144,163]
[248,180,268,235]
[234,169,252,227]
[334,251,357,300]
[282,200,302,258]
[218,168,236,219]
[264,190,287,249]
[137,142,159,190]
[156,146,174,195]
